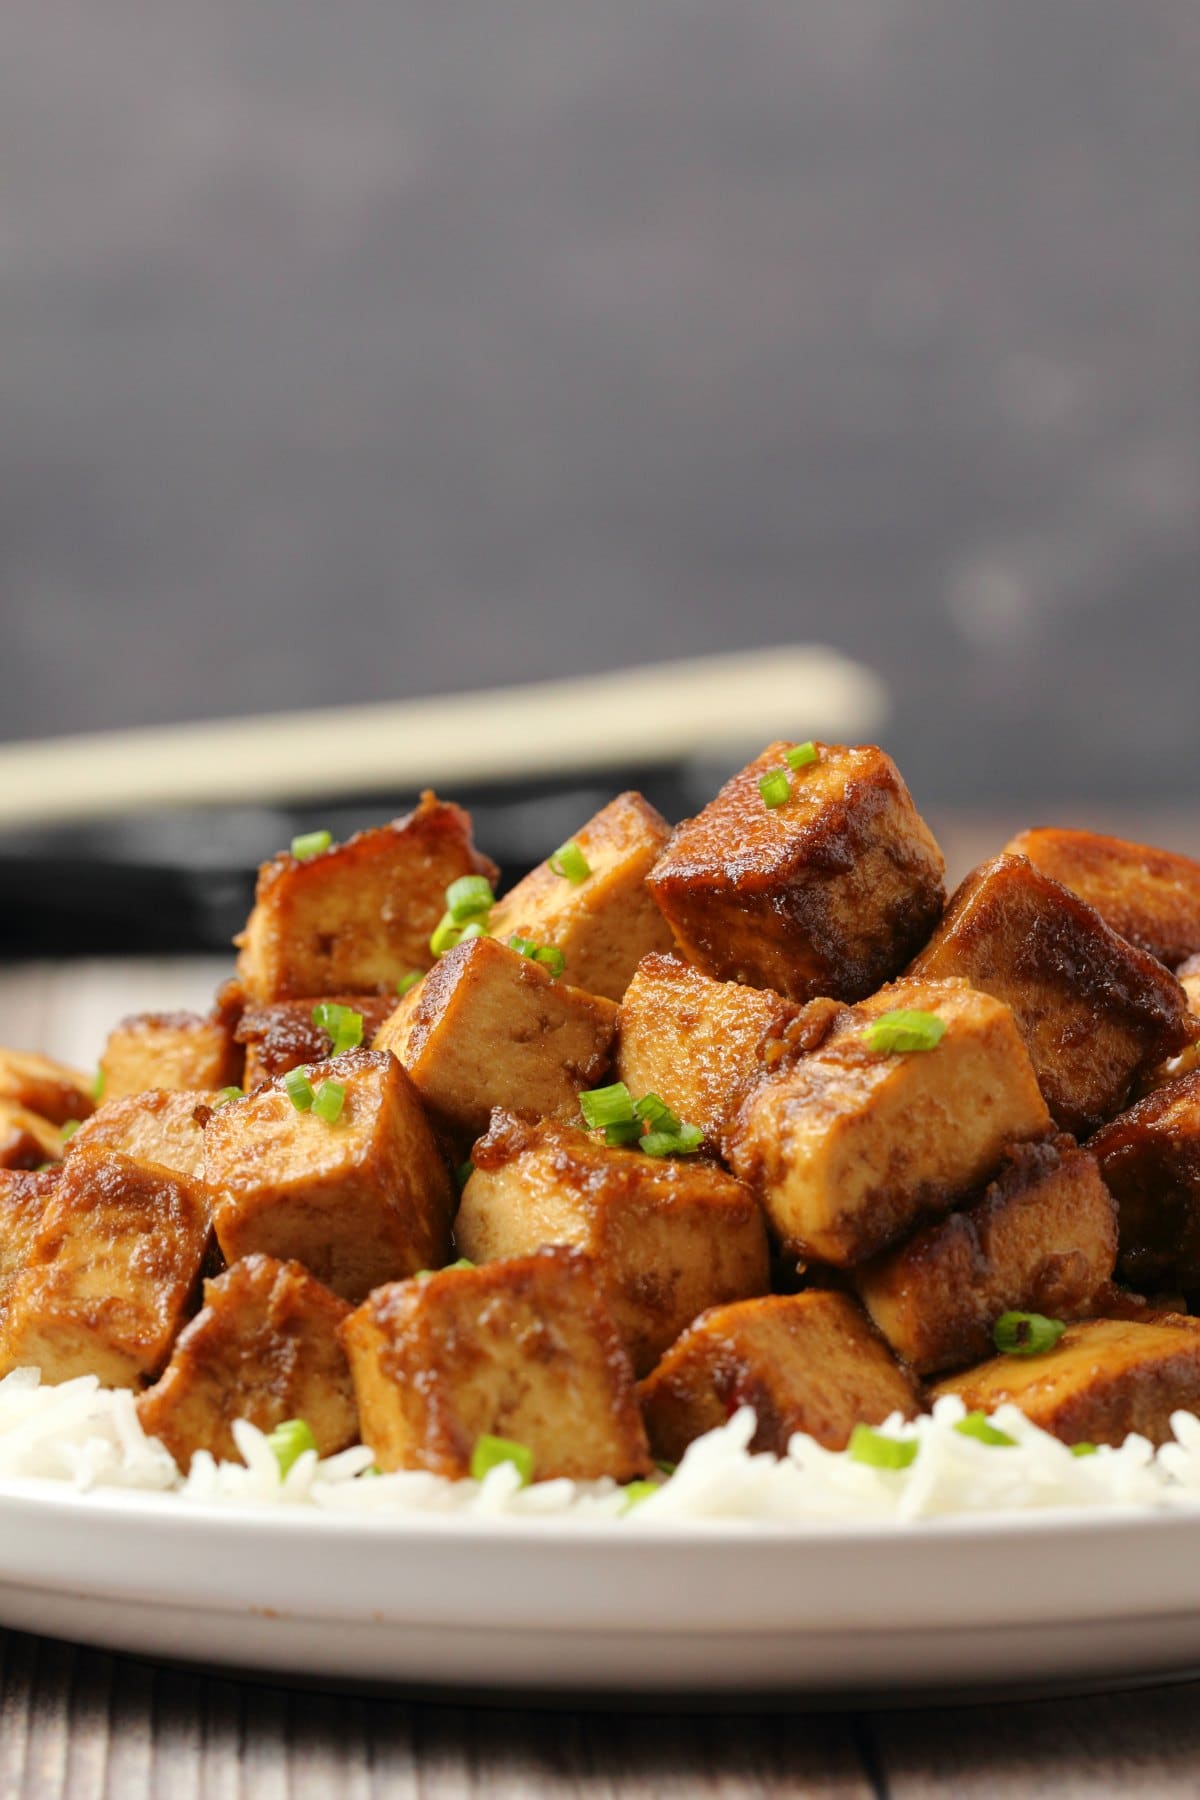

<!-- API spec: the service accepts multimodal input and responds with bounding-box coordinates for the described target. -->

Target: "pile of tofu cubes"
[3,747,1200,1485]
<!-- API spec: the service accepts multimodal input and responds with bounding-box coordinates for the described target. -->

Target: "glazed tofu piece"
[0,1048,95,1128]
[1088,1070,1200,1290]
[0,1167,59,1323]
[236,995,397,1090]
[456,1112,770,1375]
[486,792,677,1001]
[638,1290,922,1461]
[70,1089,210,1183]
[341,1247,651,1482]
[0,1147,209,1387]
[101,1010,243,1101]
[1005,827,1200,967]
[908,855,1195,1136]
[137,1254,357,1469]
[1138,955,1200,1095]
[373,936,617,1141]
[855,1138,1118,1375]
[236,792,498,1001]
[931,1316,1200,1448]
[205,1048,454,1302]
[646,742,945,1002]
[726,978,1052,1265]
[0,1099,64,1170]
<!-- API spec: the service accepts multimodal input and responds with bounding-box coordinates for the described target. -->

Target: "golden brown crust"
[70,1088,211,1183]
[0,1099,64,1170]
[236,995,398,1089]
[1005,827,1200,967]
[0,1048,95,1127]
[1088,1069,1200,1289]
[101,1011,243,1101]
[0,1167,59,1324]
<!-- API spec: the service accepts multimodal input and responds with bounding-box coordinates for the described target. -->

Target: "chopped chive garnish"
[655,1459,677,1476]
[757,768,791,809]
[91,1067,106,1101]
[861,1010,947,1054]
[429,912,462,956]
[1070,1442,1098,1457]
[549,841,591,884]
[622,1480,660,1512]
[396,970,423,997]
[282,1067,314,1111]
[639,1123,704,1157]
[507,933,539,958]
[361,1465,381,1479]
[634,1093,681,1135]
[312,1079,345,1124]
[785,741,818,771]
[213,1086,243,1108]
[60,1119,80,1141]
[954,1412,1016,1447]
[414,1257,476,1280]
[470,1434,534,1486]
[312,1002,364,1054]
[445,874,495,923]
[506,934,566,978]
[579,1082,635,1129]
[455,1159,475,1191]
[290,830,332,861]
[604,1119,642,1147]
[993,1311,1066,1357]
[266,1418,317,1476]
[848,1425,919,1470]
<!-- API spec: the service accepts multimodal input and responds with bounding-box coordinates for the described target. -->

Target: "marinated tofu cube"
[373,936,617,1141]
[341,1246,651,1482]
[487,792,676,1001]
[236,792,498,1001]
[456,1111,770,1375]
[1088,1069,1200,1290]
[0,1099,64,1170]
[71,1089,210,1183]
[236,995,398,1089]
[1138,955,1200,1095]
[137,1253,357,1469]
[0,1048,95,1127]
[930,1316,1200,1448]
[1005,827,1200,968]
[855,1137,1117,1375]
[646,741,945,1002]
[638,1290,922,1461]
[101,1010,243,1101]
[0,1147,209,1387]
[206,1048,454,1302]
[726,978,1052,1266]
[908,855,1195,1136]
[0,1167,59,1323]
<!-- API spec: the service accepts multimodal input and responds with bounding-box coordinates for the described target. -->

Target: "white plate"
[4,1480,1200,1696]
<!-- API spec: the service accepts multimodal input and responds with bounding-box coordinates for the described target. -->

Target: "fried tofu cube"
[205,1048,453,1302]
[646,742,945,1002]
[1138,955,1200,1095]
[136,1254,357,1469]
[930,1316,1200,1447]
[455,1111,770,1375]
[0,1048,95,1127]
[71,1089,210,1183]
[638,1290,921,1461]
[235,995,398,1089]
[908,855,1195,1136]
[486,792,677,1001]
[726,978,1052,1266]
[0,1099,64,1170]
[236,792,498,1002]
[1088,1070,1200,1290]
[0,1147,209,1387]
[101,1010,243,1101]
[373,936,617,1141]
[1005,827,1200,967]
[341,1246,651,1482]
[855,1138,1117,1375]
[0,1167,58,1323]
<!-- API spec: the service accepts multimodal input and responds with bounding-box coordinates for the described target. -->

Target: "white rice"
[7,1364,1200,1526]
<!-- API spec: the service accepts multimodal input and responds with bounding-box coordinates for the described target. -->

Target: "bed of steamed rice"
[7,1365,1200,1526]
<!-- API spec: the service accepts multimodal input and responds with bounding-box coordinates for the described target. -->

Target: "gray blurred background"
[2,0,1197,806]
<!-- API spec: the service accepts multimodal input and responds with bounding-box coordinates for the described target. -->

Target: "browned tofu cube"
[1088,1069,1200,1289]
[0,1147,209,1387]
[1138,956,1200,1095]
[855,1138,1117,1375]
[341,1247,651,1482]
[486,792,677,1001]
[0,1048,95,1127]
[455,1111,770,1375]
[206,1048,453,1302]
[137,1253,357,1469]
[373,936,617,1141]
[726,978,1052,1266]
[930,1316,1200,1447]
[1005,827,1200,967]
[0,1167,59,1323]
[235,995,398,1089]
[236,791,499,1001]
[101,1010,243,1101]
[646,742,945,1002]
[70,1089,210,1182]
[908,855,1195,1136]
[0,1099,64,1170]
[638,1290,922,1461]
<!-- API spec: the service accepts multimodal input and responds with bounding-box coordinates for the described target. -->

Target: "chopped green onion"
[634,1093,681,1135]
[655,1459,677,1476]
[469,1434,534,1487]
[549,841,591,884]
[396,970,423,997]
[91,1067,106,1101]
[312,1079,345,1124]
[757,768,791,809]
[993,1311,1066,1357]
[290,830,332,861]
[414,1257,476,1280]
[1070,1441,1098,1457]
[455,1159,475,1191]
[507,933,539,958]
[507,934,566,978]
[282,1067,314,1111]
[954,1412,1016,1447]
[60,1119,80,1141]
[266,1418,317,1476]
[213,1086,243,1108]
[459,921,489,942]
[429,912,463,956]
[579,1082,635,1129]
[361,1465,381,1479]
[861,1010,947,1054]
[622,1480,660,1512]
[604,1119,643,1147]
[640,1123,704,1157]
[445,874,495,923]
[848,1424,919,1470]
[311,1002,364,1054]
[786,741,818,771]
